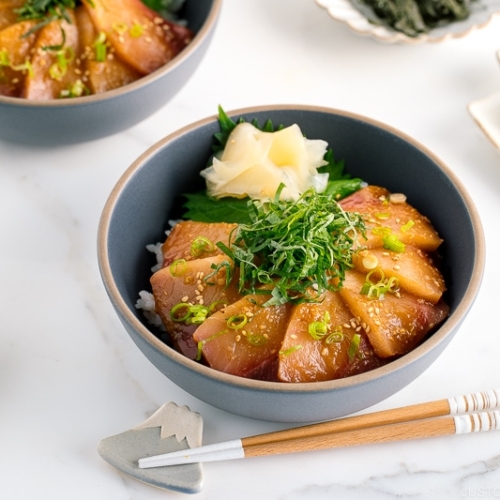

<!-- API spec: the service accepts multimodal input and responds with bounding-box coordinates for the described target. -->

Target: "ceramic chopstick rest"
[98,402,204,494]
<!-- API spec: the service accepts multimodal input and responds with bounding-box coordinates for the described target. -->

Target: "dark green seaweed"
[354,0,475,37]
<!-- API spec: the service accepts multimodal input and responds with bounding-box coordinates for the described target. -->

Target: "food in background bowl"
[0,0,220,144]
[0,0,192,99]
[138,109,450,384]
[98,105,484,422]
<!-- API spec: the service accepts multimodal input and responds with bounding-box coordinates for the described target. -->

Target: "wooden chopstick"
[138,389,500,469]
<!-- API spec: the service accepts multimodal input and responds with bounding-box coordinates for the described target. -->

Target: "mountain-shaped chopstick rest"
[98,402,204,494]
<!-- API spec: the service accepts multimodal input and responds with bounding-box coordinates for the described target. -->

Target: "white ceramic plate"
[468,50,500,151]
[315,0,500,44]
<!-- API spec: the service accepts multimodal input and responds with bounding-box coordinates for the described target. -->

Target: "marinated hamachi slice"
[151,254,242,360]
[0,20,37,97]
[81,0,193,75]
[23,12,82,100]
[352,246,446,304]
[339,270,449,358]
[193,293,292,380]
[339,185,443,252]
[0,1,25,30]
[278,290,383,383]
[75,6,141,94]
[161,220,238,267]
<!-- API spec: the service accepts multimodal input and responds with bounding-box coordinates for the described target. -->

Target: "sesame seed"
[389,193,407,204]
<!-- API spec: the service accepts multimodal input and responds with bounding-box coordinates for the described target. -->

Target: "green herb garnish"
[141,0,185,20]
[360,269,400,299]
[217,184,366,306]
[16,0,77,38]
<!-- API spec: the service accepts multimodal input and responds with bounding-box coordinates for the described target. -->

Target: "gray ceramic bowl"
[98,105,485,423]
[0,0,221,146]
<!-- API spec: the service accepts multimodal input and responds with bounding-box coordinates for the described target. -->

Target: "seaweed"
[355,0,475,37]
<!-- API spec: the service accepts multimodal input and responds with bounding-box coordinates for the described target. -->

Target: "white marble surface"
[2,1,500,498]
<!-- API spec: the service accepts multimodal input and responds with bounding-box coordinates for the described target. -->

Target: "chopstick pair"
[138,389,500,469]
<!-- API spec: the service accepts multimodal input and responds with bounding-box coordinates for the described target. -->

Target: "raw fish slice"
[82,0,192,75]
[352,246,446,304]
[278,290,382,382]
[193,293,292,380]
[151,255,241,359]
[75,6,141,94]
[161,220,237,266]
[0,20,36,97]
[340,185,443,252]
[339,270,449,358]
[23,11,82,100]
[0,0,25,30]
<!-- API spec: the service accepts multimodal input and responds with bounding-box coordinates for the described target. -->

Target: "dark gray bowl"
[98,105,485,423]
[0,0,221,146]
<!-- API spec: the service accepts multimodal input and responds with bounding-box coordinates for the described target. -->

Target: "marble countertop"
[3,0,500,498]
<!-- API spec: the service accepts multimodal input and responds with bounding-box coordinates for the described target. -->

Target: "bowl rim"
[0,0,222,108]
[98,103,486,394]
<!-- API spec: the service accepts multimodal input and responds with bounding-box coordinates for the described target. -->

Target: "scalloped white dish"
[468,90,500,151]
[315,0,500,44]
[468,50,500,151]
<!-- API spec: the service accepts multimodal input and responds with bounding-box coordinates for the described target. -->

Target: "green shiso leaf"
[183,192,253,224]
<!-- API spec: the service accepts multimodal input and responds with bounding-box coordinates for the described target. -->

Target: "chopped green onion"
[48,46,74,81]
[279,345,303,357]
[360,269,400,300]
[383,233,405,253]
[371,226,392,236]
[226,314,248,330]
[208,300,228,313]
[348,333,361,362]
[112,22,128,35]
[401,220,415,233]
[129,22,144,38]
[196,329,228,361]
[170,258,187,277]
[0,50,34,77]
[0,49,10,66]
[325,329,344,344]
[246,333,267,346]
[170,303,210,324]
[94,31,107,62]
[308,311,330,340]
[190,236,215,257]
[169,302,192,322]
[60,79,89,98]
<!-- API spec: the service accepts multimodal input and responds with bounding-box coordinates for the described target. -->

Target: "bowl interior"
[100,105,484,421]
